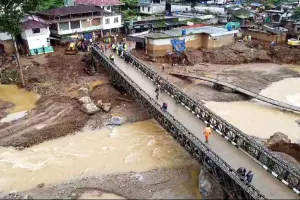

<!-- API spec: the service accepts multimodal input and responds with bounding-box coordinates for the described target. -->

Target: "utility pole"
[12,35,25,87]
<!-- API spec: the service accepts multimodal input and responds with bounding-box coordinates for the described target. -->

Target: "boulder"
[295,119,300,126]
[36,183,44,188]
[96,100,103,107]
[199,171,212,197]
[78,87,89,97]
[81,102,100,115]
[78,96,92,104]
[267,132,291,147]
[102,102,112,112]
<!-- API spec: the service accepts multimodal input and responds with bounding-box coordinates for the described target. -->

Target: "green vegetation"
[123,9,139,21]
[292,7,300,20]
[0,69,21,84]
[121,0,138,8]
[37,0,64,11]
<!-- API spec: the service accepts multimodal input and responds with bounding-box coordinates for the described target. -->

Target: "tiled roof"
[39,4,102,17]
[75,0,124,6]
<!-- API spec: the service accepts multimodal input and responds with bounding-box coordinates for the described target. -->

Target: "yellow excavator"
[287,35,300,48]
[65,42,78,55]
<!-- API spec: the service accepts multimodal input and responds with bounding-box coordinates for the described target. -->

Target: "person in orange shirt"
[203,125,211,143]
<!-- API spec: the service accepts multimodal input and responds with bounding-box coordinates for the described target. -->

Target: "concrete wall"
[102,15,122,30]
[0,40,15,54]
[140,3,166,14]
[243,30,287,44]
[21,27,50,50]
[207,34,235,48]
[55,17,103,35]
[171,4,192,12]
[194,6,225,14]
[0,32,12,40]
[146,33,235,56]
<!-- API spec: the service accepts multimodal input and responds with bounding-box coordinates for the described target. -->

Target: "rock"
[295,119,300,126]
[102,102,112,112]
[36,183,44,188]
[78,87,89,95]
[199,171,212,197]
[81,102,100,115]
[96,100,103,107]
[78,96,92,104]
[109,116,125,125]
[267,132,291,147]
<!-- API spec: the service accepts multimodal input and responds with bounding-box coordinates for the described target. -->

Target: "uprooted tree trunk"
[12,35,25,87]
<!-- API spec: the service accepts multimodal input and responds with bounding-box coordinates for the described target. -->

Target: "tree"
[292,7,300,21]
[37,0,63,11]
[121,0,139,9]
[0,0,39,87]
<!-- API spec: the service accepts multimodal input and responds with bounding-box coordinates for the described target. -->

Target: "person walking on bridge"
[155,85,160,100]
[203,125,211,143]
[246,170,254,185]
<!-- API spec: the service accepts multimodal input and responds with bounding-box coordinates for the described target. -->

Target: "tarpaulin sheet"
[171,39,186,52]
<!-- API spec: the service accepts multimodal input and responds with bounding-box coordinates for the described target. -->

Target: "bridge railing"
[121,51,300,194]
[92,46,267,199]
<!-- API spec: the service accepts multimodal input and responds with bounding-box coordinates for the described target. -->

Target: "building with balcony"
[38,2,122,42]
[139,0,166,15]
[21,15,54,55]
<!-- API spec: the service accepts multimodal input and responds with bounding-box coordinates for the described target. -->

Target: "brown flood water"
[0,120,200,197]
[206,78,300,142]
[0,84,39,113]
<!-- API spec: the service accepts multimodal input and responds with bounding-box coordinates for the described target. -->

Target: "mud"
[2,166,204,199]
[0,96,89,148]
[133,41,300,66]
[269,142,300,163]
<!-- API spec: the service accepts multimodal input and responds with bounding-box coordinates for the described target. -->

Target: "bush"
[0,69,20,84]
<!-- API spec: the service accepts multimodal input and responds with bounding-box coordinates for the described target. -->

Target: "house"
[124,16,186,34]
[242,25,287,44]
[20,15,54,55]
[0,32,14,54]
[294,21,300,35]
[139,0,167,15]
[134,26,239,56]
[37,1,123,42]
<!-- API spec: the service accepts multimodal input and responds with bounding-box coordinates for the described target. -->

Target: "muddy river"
[206,78,300,142]
[0,84,39,114]
[0,120,199,196]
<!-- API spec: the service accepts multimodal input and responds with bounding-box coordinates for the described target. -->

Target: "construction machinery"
[64,42,78,55]
[287,36,300,47]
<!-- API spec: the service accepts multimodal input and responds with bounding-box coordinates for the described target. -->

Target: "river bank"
[131,50,300,165]
[0,47,210,199]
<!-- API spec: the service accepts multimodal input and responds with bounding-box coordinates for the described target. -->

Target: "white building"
[38,3,122,41]
[20,15,53,55]
[139,0,166,15]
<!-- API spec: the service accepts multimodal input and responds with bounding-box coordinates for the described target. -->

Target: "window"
[59,22,69,30]
[142,7,144,11]
[32,28,40,33]
[114,17,119,23]
[105,18,110,24]
[70,20,80,29]
[148,7,150,12]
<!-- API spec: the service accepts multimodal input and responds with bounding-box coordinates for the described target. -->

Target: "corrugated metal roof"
[145,26,238,39]
[75,0,124,6]
[39,4,102,17]
[21,20,48,30]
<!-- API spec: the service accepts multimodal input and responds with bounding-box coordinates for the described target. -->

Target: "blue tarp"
[171,39,186,52]
[84,32,92,40]
[250,3,262,7]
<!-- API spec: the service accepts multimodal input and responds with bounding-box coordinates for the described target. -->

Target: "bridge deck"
[108,51,299,199]
[169,73,300,113]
